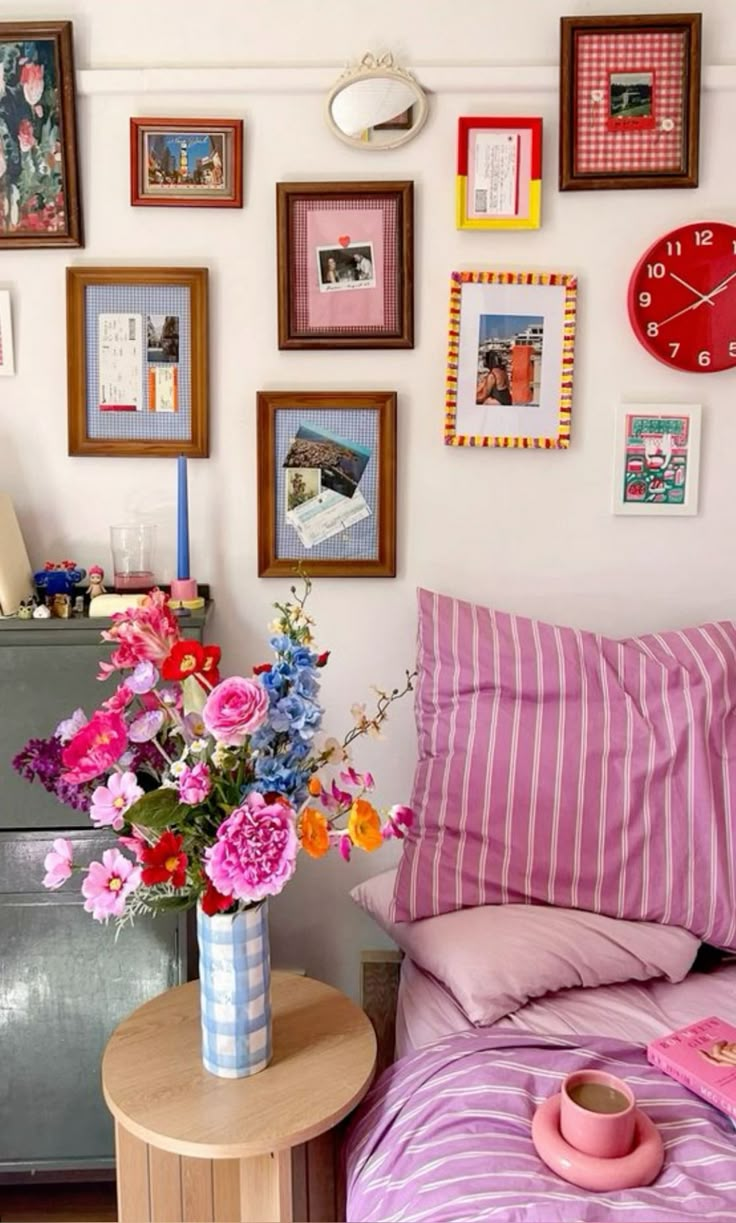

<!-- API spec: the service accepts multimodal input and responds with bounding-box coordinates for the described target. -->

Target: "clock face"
[628,221,736,373]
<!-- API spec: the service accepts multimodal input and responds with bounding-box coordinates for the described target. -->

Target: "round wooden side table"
[102,971,377,1223]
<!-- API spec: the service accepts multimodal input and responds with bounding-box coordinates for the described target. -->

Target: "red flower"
[253,662,272,675]
[201,879,234,916]
[200,645,221,686]
[316,651,330,668]
[161,640,205,681]
[140,830,188,887]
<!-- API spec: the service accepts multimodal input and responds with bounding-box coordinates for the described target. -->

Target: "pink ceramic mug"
[560,1070,636,1159]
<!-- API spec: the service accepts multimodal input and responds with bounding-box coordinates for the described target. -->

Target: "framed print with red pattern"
[560,14,701,191]
[276,181,413,349]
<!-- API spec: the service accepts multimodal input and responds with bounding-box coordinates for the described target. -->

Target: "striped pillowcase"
[391,588,736,950]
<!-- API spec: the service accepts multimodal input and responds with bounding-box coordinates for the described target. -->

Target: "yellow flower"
[348,799,383,852]
[298,807,330,859]
[307,776,322,797]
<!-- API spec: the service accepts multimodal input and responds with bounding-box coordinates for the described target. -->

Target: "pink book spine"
[647,1045,736,1119]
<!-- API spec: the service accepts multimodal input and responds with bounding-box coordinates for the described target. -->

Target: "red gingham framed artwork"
[559,14,701,191]
[444,271,576,450]
[276,181,413,349]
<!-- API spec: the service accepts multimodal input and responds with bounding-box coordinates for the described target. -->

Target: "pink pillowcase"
[391,589,736,951]
[353,870,700,1026]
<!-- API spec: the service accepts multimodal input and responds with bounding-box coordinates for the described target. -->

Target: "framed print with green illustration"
[257,391,396,577]
[612,402,701,515]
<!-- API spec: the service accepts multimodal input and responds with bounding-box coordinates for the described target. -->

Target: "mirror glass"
[326,54,428,151]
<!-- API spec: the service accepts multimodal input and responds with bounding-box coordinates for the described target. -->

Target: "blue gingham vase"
[197,900,272,1078]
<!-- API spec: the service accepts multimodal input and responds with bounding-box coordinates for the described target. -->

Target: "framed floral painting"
[0,21,82,247]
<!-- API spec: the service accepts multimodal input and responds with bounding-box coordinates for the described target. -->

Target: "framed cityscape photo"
[612,402,701,515]
[276,181,413,349]
[66,267,209,457]
[560,13,701,190]
[456,117,542,229]
[444,271,577,449]
[130,118,243,207]
[257,391,396,577]
[0,20,82,247]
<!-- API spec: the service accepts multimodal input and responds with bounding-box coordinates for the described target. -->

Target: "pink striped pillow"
[391,589,736,950]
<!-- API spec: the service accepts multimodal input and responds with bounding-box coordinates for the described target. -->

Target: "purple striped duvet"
[345,1031,736,1222]
[392,590,736,949]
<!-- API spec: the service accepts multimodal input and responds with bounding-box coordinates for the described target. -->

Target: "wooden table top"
[101,971,377,1160]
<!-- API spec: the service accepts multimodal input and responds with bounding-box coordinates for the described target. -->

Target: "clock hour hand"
[703,269,736,300]
[668,272,716,307]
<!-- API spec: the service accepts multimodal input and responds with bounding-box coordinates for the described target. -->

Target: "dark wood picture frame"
[66,266,209,457]
[257,390,397,578]
[276,181,414,350]
[559,13,701,191]
[130,118,243,208]
[0,20,82,248]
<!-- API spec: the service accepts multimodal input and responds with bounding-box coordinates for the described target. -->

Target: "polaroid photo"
[283,424,370,499]
[316,242,376,293]
[608,70,655,131]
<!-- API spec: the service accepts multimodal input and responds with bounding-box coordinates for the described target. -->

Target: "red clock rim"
[627,220,736,373]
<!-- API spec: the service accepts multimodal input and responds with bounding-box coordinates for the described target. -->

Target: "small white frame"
[0,290,14,376]
[612,402,701,516]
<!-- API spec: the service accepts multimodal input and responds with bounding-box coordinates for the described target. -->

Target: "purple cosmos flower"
[42,838,74,889]
[81,848,141,922]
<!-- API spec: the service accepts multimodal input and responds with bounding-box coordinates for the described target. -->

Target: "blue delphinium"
[250,626,323,805]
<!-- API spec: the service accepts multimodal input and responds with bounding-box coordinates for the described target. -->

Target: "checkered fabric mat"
[574,30,686,175]
[275,407,379,562]
[85,283,191,441]
[291,196,398,335]
[197,902,272,1078]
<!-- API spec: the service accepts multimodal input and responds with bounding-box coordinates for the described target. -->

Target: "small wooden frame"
[66,266,209,457]
[276,181,414,349]
[0,20,82,248]
[130,118,243,208]
[559,13,701,191]
[457,117,542,230]
[257,390,397,578]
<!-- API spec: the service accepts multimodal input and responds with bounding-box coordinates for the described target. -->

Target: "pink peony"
[202,677,269,746]
[204,792,298,902]
[90,771,143,830]
[81,848,140,922]
[178,762,211,805]
[98,590,180,679]
[19,62,44,108]
[17,118,35,152]
[61,711,128,784]
[42,838,73,889]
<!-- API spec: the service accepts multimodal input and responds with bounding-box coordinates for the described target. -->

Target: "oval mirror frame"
[325,53,429,152]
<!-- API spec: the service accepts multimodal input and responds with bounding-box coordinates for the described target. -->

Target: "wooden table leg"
[239,1150,293,1223]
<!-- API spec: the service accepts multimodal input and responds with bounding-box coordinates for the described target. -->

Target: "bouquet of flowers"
[14,578,414,924]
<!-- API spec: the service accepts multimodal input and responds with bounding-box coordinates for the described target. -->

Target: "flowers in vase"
[14,577,414,925]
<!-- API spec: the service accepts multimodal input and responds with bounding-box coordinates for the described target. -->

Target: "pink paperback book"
[647,1016,736,1122]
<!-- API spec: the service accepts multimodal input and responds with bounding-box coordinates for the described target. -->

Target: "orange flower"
[348,799,383,852]
[307,776,322,797]
[299,807,330,858]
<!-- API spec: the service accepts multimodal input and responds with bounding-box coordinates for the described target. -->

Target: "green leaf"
[148,894,194,913]
[182,673,206,716]
[125,786,186,832]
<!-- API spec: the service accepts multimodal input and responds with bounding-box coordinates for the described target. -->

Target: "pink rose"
[17,118,35,152]
[204,792,298,903]
[202,677,268,746]
[19,62,44,109]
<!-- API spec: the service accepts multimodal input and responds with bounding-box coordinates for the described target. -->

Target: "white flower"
[189,738,208,754]
[169,760,187,779]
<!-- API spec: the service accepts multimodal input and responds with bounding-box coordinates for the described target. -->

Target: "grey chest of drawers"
[0,609,208,1181]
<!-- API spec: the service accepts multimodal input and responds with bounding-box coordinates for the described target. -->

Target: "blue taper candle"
[177,455,190,581]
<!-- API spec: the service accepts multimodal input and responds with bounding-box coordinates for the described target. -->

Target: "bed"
[344,591,736,1222]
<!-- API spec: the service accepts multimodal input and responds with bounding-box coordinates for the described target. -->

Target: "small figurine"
[51,593,72,619]
[17,597,35,620]
[34,561,86,598]
[32,603,51,619]
[87,565,106,599]
[73,595,85,617]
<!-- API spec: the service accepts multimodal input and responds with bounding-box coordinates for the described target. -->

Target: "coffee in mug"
[567,1082,631,1114]
[560,1070,636,1158]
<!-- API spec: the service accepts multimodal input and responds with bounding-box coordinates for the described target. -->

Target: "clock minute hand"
[657,298,711,328]
[668,272,716,306]
[704,269,736,299]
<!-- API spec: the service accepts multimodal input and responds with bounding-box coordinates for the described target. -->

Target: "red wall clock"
[628,221,736,372]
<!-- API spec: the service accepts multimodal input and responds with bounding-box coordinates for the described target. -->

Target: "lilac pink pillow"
[353,870,699,1026]
[391,589,736,950]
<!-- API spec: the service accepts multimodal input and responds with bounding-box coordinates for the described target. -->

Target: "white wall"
[3,0,736,998]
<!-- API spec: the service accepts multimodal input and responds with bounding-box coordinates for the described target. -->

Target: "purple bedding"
[345,1031,736,1222]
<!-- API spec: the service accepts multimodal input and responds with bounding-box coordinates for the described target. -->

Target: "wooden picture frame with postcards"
[257,390,397,577]
[276,181,413,350]
[66,266,209,457]
[559,12,702,191]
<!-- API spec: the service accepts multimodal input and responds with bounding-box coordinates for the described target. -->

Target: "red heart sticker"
[338,235,351,247]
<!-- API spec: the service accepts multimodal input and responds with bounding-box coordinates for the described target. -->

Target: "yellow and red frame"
[444,270,577,450]
[456,117,542,230]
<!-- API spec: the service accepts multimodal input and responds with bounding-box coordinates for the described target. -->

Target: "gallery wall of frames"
[3,1,736,991]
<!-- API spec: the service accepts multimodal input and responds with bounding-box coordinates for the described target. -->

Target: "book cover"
[647,1016,736,1120]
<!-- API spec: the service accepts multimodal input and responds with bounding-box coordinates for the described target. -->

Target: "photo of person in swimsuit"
[476,350,512,406]
[475,314,544,408]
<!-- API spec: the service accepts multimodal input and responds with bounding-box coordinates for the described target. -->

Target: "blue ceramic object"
[34,565,86,596]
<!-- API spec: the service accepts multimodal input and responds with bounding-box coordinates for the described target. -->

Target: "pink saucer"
[531,1093,664,1192]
